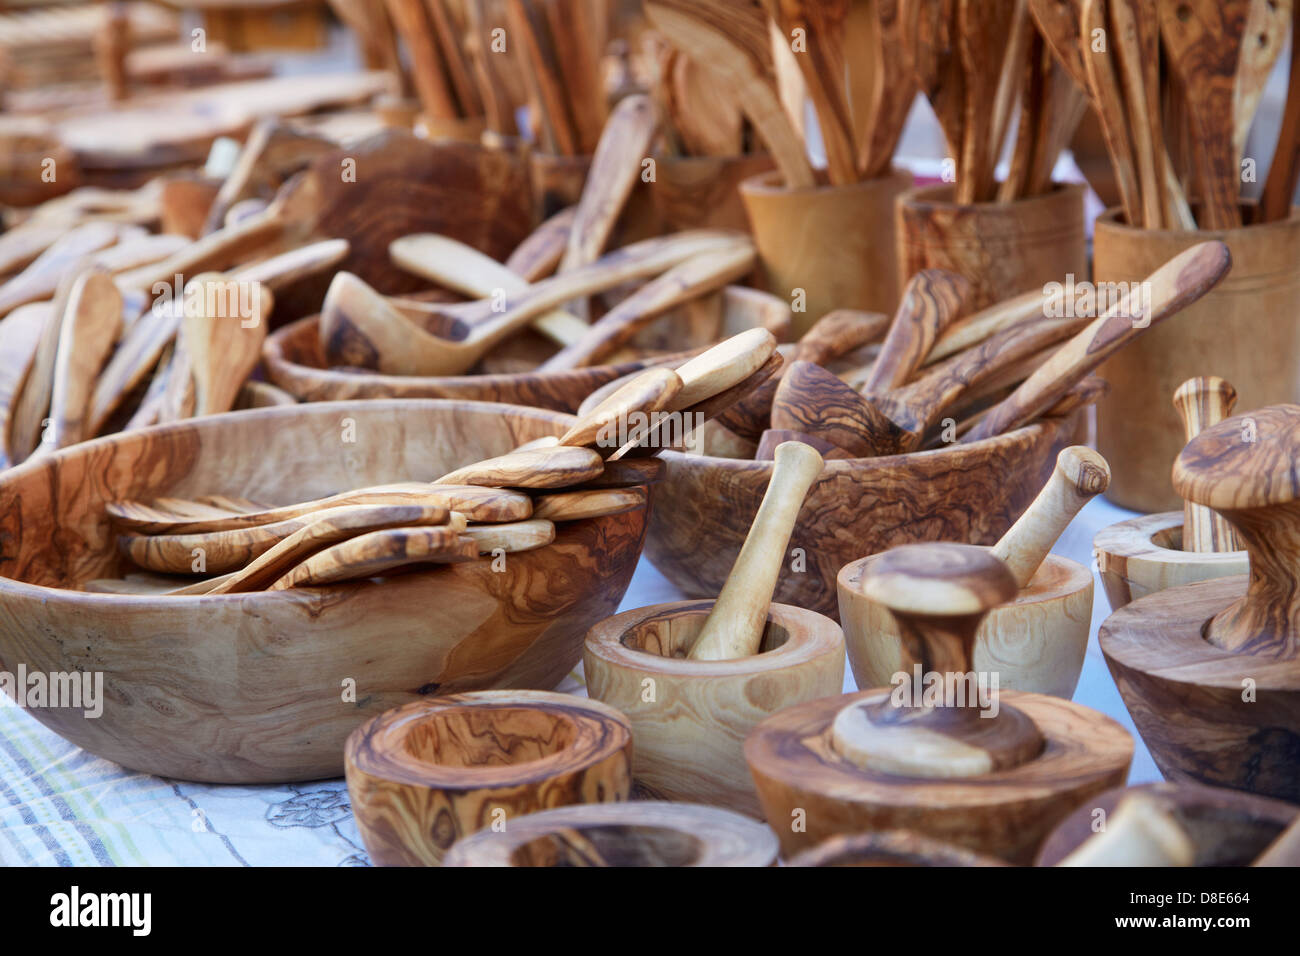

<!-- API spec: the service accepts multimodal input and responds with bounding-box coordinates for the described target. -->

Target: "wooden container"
[895,183,1088,311]
[840,552,1091,698]
[739,167,912,335]
[644,413,1085,619]
[582,599,845,816]
[262,285,790,412]
[787,831,1007,867]
[1100,405,1300,803]
[1094,512,1248,611]
[0,400,648,783]
[441,801,779,866]
[345,691,633,866]
[650,153,776,232]
[1094,208,1300,512]
[1036,782,1299,866]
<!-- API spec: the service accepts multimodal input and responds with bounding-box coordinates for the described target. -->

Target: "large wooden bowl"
[0,400,648,784]
[644,413,1085,618]
[262,285,792,413]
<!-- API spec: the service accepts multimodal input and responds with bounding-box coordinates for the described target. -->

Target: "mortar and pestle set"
[1100,403,1300,804]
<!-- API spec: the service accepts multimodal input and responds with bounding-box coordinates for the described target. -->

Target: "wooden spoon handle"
[40,272,123,453]
[688,440,824,660]
[963,241,1232,442]
[861,269,972,396]
[1081,0,1142,226]
[1058,794,1195,867]
[991,446,1110,586]
[1173,376,1240,552]
[268,525,478,590]
[505,207,577,281]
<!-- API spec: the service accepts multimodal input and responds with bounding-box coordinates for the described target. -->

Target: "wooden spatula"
[557,367,684,451]
[1233,0,1290,165]
[505,207,577,281]
[1110,0,1165,229]
[963,240,1233,442]
[689,440,825,659]
[530,486,648,521]
[433,444,605,488]
[955,0,1018,203]
[1080,0,1143,226]
[267,525,479,589]
[860,269,973,397]
[1172,376,1240,553]
[903,0,966,155]
[181,275,273,417]
[858,0,918,178]
[0,303,52,469]
[0,221,120,319]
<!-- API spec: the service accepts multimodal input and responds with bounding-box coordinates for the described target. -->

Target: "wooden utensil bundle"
[93,329,779,595]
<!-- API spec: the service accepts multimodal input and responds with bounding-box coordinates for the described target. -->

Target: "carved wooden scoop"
[689,440,824,660]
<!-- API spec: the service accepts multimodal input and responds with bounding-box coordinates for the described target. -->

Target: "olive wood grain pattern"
[0,303,52,469]
[0,221,119,319]
[771,360,906,457]
[964,241,1233,443]
[1080,0,1141,226]
[786,830,1007,867]
[1109,0,1164,229]
[1255,811,1300,866]
[460,519,557,556]
[1172,376,1240,554]
[1234,0,1291,163]
[954,0,1016,204]
[434,444,603,489]
[861,269,973,397]
[38,272,123,454]
[1057,792,1196,866]
[531,487,648,522]
[346,691,632,865]
[113,210,286,295]
[505,206,576,281]
[181,277,272,418]
[1093,512,1249,611]
[557,368,683,452]
[1259,4,1300,221]
[902,0,966,154]
[441,801,778,867]
[268,525,479,589]
[755,429,853,461]
[584,600,844,814]
[1036,781,1300,866]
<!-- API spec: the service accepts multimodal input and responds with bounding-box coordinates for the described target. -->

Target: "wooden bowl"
[745,688,1133,863]
[440,801,780,866]
[786,831,1008,867]
[0,400,648,783]
[1035,781,1300,866]
[345,691,633,866]
[262,285,791,413]
[1093,512,1248,611]
[644,413,1085,619]
[840,551,1092,698]
[583,600,845,816]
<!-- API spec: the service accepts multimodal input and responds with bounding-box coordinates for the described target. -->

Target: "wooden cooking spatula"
[860,269,973,397]
[268,525,479,589]
[181,275,273,417]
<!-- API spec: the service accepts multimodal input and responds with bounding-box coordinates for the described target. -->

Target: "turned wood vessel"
[440,801,779,867]
[746,543,1133,862]
[583,600,844,816]
[0,400,647,783]
[1100,404,1300,802]
[786,831,1007,867]
[1036,781,1300,866]
[345,691,632,866]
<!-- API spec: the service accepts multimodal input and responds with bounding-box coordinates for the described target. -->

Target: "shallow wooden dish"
[440,801,779,867]
[0,400,648,783]
[1035,781,1300,866]
[346,691,633,866]
[840,552,1091,699]
[1093,512,1248,611]
[582,600,845,816]
[645,413,1086,618]
[262,285,790,413]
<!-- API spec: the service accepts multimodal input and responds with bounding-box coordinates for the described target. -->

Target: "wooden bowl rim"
[0,398,617,608]
[344,690,632,789]
[785,830,1009,867]
[899,179,1086,213]
[1095,202,1300,240]
[840,550,1092,609]
[1093,512,1249,569]
[584,599,844,676]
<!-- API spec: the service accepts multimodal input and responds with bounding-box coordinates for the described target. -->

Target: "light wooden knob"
[1172,376,1240,553]
[1173,404,1300,657]
[1058,794,1195,867]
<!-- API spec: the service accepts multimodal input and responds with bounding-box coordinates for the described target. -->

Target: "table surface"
[0,494,1161,866]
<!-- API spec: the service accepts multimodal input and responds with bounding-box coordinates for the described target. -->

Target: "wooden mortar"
[345,691,632,866]
[895,182,1088,311]
[440,801,779,867]
[1100,404,1300,802]
[840,447,1108,697]
[739,167,912,333]
[1036,781,1300,866]
[746,542,1133,862]
[1094,207,1300,512]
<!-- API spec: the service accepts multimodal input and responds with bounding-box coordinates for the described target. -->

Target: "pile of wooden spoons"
[687,240,1232,460]
[90,328,781,595]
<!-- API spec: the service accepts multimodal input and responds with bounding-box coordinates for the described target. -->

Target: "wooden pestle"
[688,441,824,661]
[991,446,1111,587]
[1172,376,1239,553]
[1057,793,1196,867]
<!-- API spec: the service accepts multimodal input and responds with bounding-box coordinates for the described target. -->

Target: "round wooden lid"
[859,542,1018,617]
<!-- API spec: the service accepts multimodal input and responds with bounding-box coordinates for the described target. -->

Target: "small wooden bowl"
[1093,512,1248,611]
[583,600,844,816]
[440,801,779,867]
[745,688,1133,863]
[840,551,1092,698]
[645,413,1085,618]
[0,400,648,783]
[786,831,1008,867]
[262,285,790,413]
[345,691,633,866]
[1035,781,1300,866]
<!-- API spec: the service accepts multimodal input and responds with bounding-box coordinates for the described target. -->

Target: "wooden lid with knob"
[1172,404,1300,657]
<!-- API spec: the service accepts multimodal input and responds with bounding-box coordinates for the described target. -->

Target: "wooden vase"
[1093,512,1248,611]
[895,182,1087,311]
[839,551,1092,699]
[582,600,844,816]
[345,691,633,866]
[650,153,776,232]
[440,801,779,866]
[1093,208,1300,512]
[739,167,912,335]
